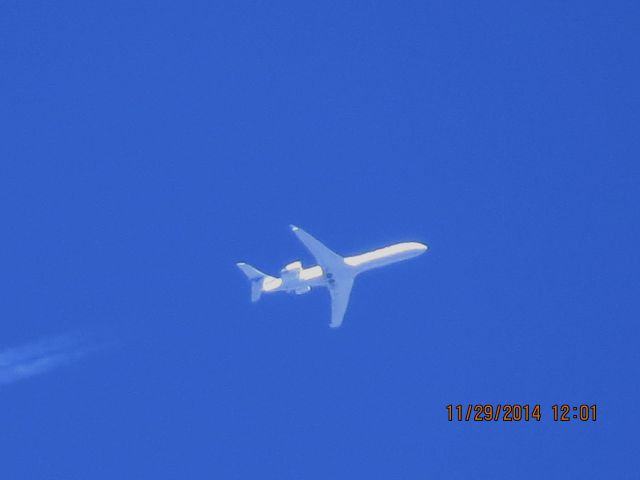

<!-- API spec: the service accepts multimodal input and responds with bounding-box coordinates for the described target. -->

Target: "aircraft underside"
[237,225,427,328]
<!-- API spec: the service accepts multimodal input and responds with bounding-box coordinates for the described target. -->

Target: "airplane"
[236,225,428,328]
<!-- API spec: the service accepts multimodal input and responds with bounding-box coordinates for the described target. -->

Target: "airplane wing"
[290,225,354,328]
[328,277,353,328]
[289,225,345,275]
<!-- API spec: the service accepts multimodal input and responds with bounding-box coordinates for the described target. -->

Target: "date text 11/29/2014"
[446,404,597,422]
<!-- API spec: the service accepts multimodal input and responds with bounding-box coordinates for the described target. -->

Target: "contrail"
[0,333,92,385]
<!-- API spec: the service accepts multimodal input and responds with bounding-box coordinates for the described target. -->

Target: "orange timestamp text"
[446,404,597,422]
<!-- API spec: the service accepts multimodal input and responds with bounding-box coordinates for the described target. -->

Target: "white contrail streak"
[0,333,91,385]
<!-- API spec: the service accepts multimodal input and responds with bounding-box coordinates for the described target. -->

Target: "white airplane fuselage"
[263,241,427,294]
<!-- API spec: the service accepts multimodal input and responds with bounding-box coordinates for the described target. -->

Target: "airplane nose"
[409,242,428,254]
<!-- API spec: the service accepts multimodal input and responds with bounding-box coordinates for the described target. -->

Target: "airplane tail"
[236,262,268,302]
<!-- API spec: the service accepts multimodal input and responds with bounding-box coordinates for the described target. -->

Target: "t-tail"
[236,262,269,302]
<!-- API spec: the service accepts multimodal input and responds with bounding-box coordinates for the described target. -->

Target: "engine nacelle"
[280,261,302,277]
[282,261,303,273]
[280,261,303,285]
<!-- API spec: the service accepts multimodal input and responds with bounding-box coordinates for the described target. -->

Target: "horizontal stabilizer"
[236,262,266,280]
[236,262,267,302]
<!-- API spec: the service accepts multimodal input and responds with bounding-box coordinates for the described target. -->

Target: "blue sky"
[1,1,639,478]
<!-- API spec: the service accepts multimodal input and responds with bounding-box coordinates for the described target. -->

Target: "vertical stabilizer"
[236,262,268,302]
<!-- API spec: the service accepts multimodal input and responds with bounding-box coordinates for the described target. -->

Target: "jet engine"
[280,261,302,276]
[282,261,302,272]
[280,261,303,285]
